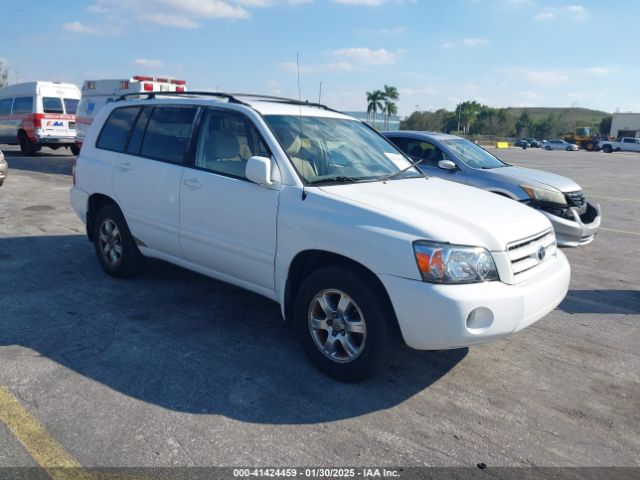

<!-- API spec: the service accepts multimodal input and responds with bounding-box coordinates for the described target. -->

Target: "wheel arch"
[86,193,120,242]
[283,250,396,326]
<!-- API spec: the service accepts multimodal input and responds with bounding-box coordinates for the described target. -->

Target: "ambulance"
[0,81,81,155]
[76,76,187,146]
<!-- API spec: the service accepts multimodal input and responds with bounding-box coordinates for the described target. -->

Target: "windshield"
[263,115,421,184]
[440,138,507,169]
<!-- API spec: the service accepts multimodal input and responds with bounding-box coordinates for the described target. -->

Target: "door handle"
[183,178,203,190]
[118,161,133,172]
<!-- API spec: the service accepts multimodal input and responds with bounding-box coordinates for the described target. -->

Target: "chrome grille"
[507,229,557,281]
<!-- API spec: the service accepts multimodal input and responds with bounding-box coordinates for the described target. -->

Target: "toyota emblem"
[537,245,546,261]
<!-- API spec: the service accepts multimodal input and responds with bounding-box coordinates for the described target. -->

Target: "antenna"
[318,81,323,104]
[296,53,307,201]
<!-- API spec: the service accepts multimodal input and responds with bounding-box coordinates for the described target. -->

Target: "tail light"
[176,86,185,92]
[33,113,44,129]
[143,83,153,91]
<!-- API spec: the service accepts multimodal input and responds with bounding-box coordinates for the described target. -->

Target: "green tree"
[455,101,483,135]
[599,115,612,136]
[366,90,385,128]
[515,110,532,136]
[382,84,399,130]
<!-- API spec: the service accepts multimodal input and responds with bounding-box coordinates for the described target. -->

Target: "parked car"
[0,149,7,186]
[524,138,542,148]
[543,139,578,151]
[71,92,570,381]
[599,137,640,153]
[514,138,530,148]
[384,131,600,247]
[0,81,81,155]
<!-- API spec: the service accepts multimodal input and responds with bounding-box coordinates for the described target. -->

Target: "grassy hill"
[505,107,610,128]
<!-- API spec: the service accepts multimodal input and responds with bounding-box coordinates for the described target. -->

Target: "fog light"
[466,307,494,331]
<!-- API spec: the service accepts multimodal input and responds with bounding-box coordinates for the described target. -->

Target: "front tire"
[93,204,144,278]
[545,146,551,150]
[294,266,400,382]
[602,144,612,153]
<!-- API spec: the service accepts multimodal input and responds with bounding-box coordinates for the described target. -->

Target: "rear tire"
[545,146,551,151]
[294,265,400,382]
[93,204,145,278]
[19,132,37,155]
[602,144,612,153]
[70,144,80,156]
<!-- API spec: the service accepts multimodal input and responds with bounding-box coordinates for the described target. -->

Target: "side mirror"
[245,156,272,186]
[438,159,457,171]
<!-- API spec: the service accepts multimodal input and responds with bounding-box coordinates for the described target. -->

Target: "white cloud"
[333,0,412,5]
[279,47,400,74]
[534,4,588,21]
[328,47,398,67]
[499,67,571,85]
[64,21,103,34]
[133,58,164,68]
[442,38,489,48]
[356,25,407,35]
[88,0,311,28]
[585,66,611,75]
[463,37,489,46]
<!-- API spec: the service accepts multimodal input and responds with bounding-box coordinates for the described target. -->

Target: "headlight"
[413,241,499,284]
[520,185,566,205]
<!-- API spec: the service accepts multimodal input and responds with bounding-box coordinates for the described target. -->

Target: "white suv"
[70,92,570,382]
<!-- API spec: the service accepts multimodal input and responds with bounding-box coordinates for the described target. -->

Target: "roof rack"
[227,93,340,112]
[115,90,342,113]
[116,91,248,105]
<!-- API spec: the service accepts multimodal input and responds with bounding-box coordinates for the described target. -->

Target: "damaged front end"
[525,191,601,247]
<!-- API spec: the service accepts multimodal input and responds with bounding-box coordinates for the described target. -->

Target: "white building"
[610,113,640,139]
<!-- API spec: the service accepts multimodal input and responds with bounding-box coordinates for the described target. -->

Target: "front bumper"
[379,250,570,350]
[541,202,601,247]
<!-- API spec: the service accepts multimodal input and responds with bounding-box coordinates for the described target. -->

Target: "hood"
[487,166,582,193]
[318,177,552,252]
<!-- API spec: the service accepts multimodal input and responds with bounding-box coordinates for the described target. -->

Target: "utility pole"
[318,81,322,104]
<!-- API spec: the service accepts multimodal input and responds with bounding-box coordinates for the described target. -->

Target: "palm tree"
[366,90,385,128]
[382,85,399,129]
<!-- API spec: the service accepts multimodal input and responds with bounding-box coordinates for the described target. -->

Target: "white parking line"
[600,227,640,236]
[589,195,640,203]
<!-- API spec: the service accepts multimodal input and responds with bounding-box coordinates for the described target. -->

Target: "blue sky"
[1,0,639,115]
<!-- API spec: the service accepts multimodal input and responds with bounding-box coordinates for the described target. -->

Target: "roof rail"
[116,91,248,105]
[229,93,340,113]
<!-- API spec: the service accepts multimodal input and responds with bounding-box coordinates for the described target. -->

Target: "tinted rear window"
[64,98,79,114]
[140,106,197,163]
[12,97,33,114]
[0,98,12,115]
[43,97,64,114]
[96,107,141,152]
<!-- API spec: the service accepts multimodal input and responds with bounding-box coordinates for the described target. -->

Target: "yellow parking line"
[0,385,92,480]
[0,385,151,480]
[600,227,640,236]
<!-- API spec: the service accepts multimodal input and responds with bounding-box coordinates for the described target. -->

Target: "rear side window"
[140,106,197,163]
[43,97,64,114]
[64,98,79,114]
[12,97,33,114]
[0,98,12,115]
[96,106,141,152]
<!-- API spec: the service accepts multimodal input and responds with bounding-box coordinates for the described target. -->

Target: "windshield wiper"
[306,175,364,186]
[376,158,428,182]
